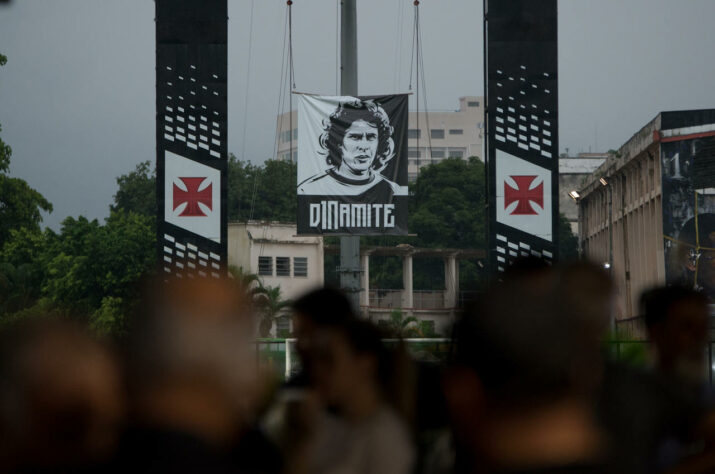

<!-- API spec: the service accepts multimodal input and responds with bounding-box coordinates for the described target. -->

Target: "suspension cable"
[409,1,432,163]
[289,0,294,163]
[240,0,255,163]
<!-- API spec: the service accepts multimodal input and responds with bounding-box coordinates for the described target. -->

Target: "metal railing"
[368,289,448,310]
[256,338,452,380]
[257,338,715,387]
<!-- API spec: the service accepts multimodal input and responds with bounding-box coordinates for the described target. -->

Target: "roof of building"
[558,158,607,174]
[579,108,715,197]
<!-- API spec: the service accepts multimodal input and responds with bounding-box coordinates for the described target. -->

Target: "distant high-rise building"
[275,96,485,181]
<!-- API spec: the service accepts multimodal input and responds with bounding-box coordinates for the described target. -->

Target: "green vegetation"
[0,52,578,337]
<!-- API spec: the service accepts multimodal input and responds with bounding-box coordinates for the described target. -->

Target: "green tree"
[379,309,421,338]
[40,212,155,325]
[410,157,486,249]
[558,213,579,261]
[227,156,297,222]
[111,160,156,216]
[255,285,291,337]
[0,53,53,245]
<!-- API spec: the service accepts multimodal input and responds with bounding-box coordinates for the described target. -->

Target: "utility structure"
[337,0,362,311]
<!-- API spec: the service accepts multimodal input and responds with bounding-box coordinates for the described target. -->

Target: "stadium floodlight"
[568,190,580,200]
[600,177,608,186]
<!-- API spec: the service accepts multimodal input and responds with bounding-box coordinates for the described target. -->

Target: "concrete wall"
[227,222,324,302]
[579,115,665,320]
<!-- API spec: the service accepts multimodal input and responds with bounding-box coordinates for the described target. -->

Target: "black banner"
[296,94,409,235]
[485,0,559,271]
[156,0,228,278]
[661,137,715,299]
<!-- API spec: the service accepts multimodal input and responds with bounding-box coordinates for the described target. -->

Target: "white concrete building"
[227,221,324,302]
[275,96,485,181]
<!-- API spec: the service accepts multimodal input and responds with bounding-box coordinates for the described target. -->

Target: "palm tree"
[228,266,291,337]
[384,310,422,338]
[254,285,291,337]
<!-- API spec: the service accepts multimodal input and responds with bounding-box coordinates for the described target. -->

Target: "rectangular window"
[468,101,480,107]
[293,128,298,140]
[448,148,466,158]
[292,150,297,162]
[258,256,273,276]
[408,172,419,182]
[294,257,308,277]
[276,257,291,276]
[431,148,445,159]
[408,129,421,139]
[430,129,445,139]
[449,129,464,135]
[408,148,421,158]
[276,317,291,336]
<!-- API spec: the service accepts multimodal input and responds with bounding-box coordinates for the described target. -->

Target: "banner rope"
[240,0,255,163]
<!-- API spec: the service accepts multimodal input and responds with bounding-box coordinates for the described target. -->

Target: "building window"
[258,256,273,276]
[408,148,421,158]
[292,150,297,162]
[293,128,298,140]
[431,148,445,159]
[431,129,445,139]
[449,129,464,135]
[408,172,419,182]
[294,257,308,277]
[468,101,480,107]
[408,129,421,139]
[276,257,291,276]
[276,317,291,337]
[448,148,466,158]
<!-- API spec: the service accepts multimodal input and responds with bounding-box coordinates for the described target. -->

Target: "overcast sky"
[1,0,715,229]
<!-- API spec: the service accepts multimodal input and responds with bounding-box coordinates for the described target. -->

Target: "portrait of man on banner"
[298,98,407,199]
[296,94,409,235]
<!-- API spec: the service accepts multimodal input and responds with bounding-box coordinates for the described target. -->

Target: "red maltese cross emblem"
[504,175,544,215]
[173,177,212,217]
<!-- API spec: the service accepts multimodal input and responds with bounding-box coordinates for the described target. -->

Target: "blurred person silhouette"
[443,261,612,474]
[282,317,414,474]
[288,287,356,387]
[0,318,124,473]
[110,276,269,474]
[598,285,714,473]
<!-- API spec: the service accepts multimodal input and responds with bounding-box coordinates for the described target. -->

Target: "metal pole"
[339,0,361,312]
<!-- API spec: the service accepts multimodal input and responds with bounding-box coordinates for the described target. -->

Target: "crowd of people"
[0,259,713,474]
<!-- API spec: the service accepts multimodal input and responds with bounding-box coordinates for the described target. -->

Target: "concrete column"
[360,253,370,312]
[402,253,413,310]
[444,255,459,308]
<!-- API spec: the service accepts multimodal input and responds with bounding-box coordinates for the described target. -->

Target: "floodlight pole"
[339,0,362,312]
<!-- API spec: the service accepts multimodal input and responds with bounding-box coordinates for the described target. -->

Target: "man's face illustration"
[339,119,378,176]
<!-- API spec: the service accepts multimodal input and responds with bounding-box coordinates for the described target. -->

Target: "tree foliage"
[111,155,297,222]
[227,155,297,222]
[0,54,53,245]
[0,212,155,331]
[111,160,156,216]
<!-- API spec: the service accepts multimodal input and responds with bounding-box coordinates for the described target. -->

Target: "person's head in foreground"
[0,318,123,472]
[124,276,260,448]
[642,285,709,383]
[444,261,613,472]
[309,318,391,418]
[291,287,356,384]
